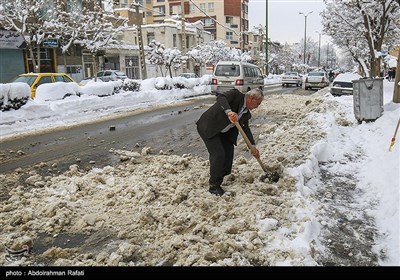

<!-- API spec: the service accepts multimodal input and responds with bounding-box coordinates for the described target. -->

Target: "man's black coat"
[196,89,255,145]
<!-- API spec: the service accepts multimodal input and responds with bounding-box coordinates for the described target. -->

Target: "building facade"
[114,0,249,51]
[0,0,214,83]
[113,2,212,78]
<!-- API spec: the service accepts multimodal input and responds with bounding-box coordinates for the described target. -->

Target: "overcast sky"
[248,0,329,45]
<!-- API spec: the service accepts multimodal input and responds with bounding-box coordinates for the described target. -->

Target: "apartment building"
[247,29,266,70]
[114,0,249,51]
[113,0,212,78]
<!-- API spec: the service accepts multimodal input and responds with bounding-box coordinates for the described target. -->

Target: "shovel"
[234,122,280,183]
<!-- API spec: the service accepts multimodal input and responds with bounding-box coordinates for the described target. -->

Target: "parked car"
[304,71,329,90]
[211,61,264,95]
[178,73,198,79]
[330,73,362,96]
[10,73,78,99]
[281,72,302,87]
[96,70,127,82]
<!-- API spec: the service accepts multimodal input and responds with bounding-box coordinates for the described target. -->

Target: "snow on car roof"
[334,73,362,82]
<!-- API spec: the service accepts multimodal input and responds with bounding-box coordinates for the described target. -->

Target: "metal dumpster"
[352,78,383,122]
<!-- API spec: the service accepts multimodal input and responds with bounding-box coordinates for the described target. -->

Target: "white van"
[211,61,264,94]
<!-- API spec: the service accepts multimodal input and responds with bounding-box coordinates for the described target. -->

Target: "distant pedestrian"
[388,68,396,82]
[328,71,334,82]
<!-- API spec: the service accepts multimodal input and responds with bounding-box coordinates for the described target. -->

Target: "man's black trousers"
[197,127,234,187]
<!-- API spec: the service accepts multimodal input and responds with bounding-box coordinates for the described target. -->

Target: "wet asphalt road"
[0,85,306,177]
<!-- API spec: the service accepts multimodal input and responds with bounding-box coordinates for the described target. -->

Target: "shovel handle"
[234,122,268,172]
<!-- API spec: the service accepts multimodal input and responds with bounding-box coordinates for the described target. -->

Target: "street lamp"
[326,43,329,68]
[316,31,321,68]
[299,11,313,64]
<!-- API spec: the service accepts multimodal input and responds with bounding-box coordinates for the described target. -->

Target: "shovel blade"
[260,171,280,183]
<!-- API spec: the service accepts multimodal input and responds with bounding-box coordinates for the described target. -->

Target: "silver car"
[211,61,264,95]
[281,72,302,87]
[304,71,329,90]
[330,73,362,96]
[96,70,127,82]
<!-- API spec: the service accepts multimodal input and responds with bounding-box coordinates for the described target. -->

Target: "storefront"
[0,30,25,83]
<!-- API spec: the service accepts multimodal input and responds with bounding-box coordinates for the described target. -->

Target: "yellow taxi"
[10,73,78,98]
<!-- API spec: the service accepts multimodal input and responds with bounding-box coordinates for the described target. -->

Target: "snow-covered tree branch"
[321,0,400,77]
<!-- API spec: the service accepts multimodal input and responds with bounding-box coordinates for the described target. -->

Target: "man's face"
[247,96,263,110]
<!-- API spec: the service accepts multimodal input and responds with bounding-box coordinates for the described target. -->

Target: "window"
[204,18,213,26]
[147,33,155,45]
[255,68,262,78]
[226,16,233,24]
[121,0,129,8]
[200,3,206,10]
[226,32,233,40]
[172,5,182,14]
[66,66,82,74]
[208,3,214,11]
[155,5,165,15]
[35,76,52,87]
[244,67,251,77]
[173,34,177,48]
[215,65,240,77]
[242,19,248,30]
[190,4,195,13]
[242,3,248,13]
[54,75,73,82]
[125,56,140,79]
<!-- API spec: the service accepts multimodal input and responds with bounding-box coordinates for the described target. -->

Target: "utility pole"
[299,11,312,64]
[393,49,400,103]
[257,25,263,70]
[134,1,147,79]
[316,31,321,68]
[180,0,186,72]
[326,43,329,68]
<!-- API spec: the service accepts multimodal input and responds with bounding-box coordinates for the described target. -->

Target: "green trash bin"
[352,78,383,122]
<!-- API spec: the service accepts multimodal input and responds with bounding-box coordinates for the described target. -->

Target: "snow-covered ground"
[0,79,398,266]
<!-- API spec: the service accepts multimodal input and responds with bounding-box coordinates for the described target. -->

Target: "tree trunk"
[63,54,67,73]
[28,45,38,73]
[168,66,172,78]
[370,57,381,78]
[392,50,400,103]
[37,46,41,73]
[93,54,98,82]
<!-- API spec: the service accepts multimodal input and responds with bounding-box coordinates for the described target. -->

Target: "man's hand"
[227,111,238,123]
[250,146,260,159]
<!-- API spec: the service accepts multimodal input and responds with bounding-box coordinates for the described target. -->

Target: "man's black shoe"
[209,186,225,196]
